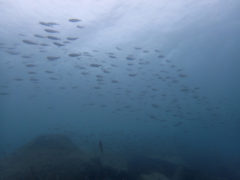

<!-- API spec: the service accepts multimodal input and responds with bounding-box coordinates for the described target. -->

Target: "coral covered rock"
[0,134,127,180]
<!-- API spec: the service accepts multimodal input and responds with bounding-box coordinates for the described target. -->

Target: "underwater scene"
[0,0,240,179]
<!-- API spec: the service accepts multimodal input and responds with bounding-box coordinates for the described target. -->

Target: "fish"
[83,52,92,57]
[126,55,135,60]
[25,64,36,67]
[96,78,104,82]
[81,72,89,75]
[47,36,61,40]
[75,65,85,70]
[45,70,54,74]
[152,104,159,108]
[94,86,101,89]
[134,47,142,50]
[90,64,101,68]
[111,80,119,83]
[39,21,58,27]
[72,86,78,89]
[149,115,157,120]
[28,71,36,74]
[116,46,122,51]
[49,77,58,80]
[47,56,60,61]
[98,140,103,153]
[68,53,81,57]
[44,29,59,33]
[34,34,45,38]
[102,69,110,73]
[180,87,190,92]
[6,51,19,55]
[59,86,66,90]
[22,40,38,45]
[76,25,84,29]
[158,55,165,58]
[109,55,117,59]
[179,74,188,78]
[29,78,39,82]
[22,55,32,58]
[128,73,137,77]
[18,33,25,36]
[0,85,8,88]
[14,78,24,81]
[96,75,103,78]
[40,43,49,46]
[69,18,81,22]
[67,37,78,41]
[53,42,64,47]
[173,121,183,127]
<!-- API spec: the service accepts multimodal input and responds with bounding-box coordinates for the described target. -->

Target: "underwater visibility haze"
[0,0,240,179]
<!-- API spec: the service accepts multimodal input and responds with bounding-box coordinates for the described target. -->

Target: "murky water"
[0,1,240,179]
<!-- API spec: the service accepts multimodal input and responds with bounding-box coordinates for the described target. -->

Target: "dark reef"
[0,134,230,180]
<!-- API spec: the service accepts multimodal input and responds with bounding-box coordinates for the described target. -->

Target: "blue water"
[0,0,240,179]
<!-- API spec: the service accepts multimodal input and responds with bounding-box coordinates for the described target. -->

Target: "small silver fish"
[98,140,103,153]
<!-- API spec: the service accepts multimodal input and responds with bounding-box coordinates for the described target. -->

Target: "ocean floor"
[0,134,232,180]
